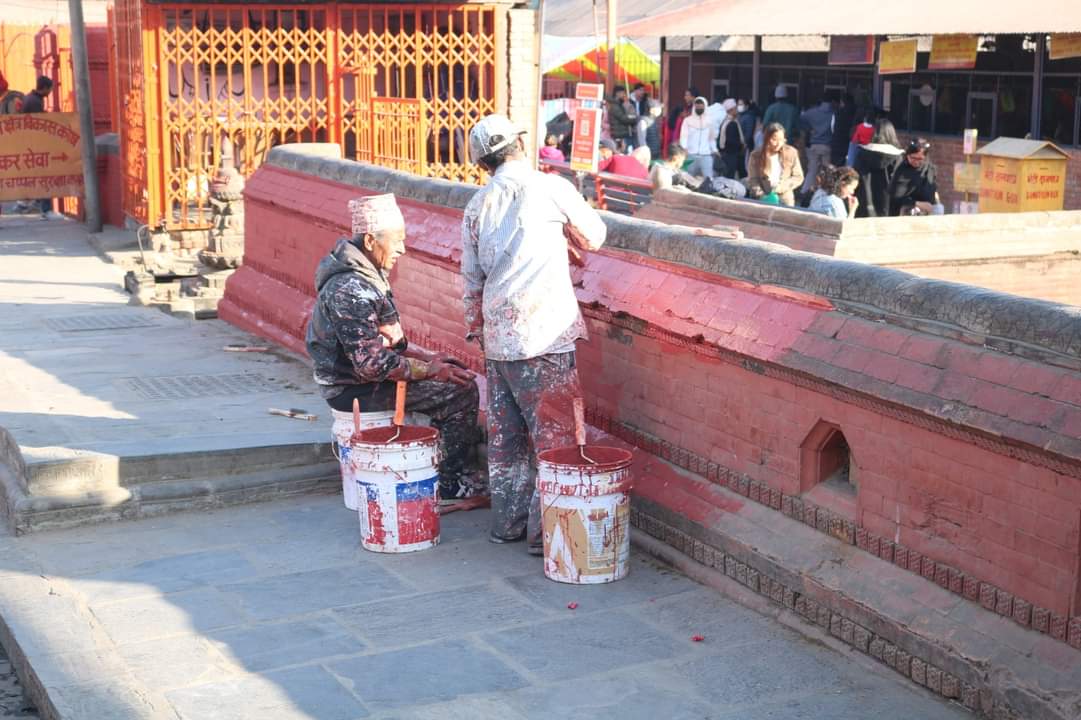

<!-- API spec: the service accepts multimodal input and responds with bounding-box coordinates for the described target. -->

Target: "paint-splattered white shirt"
[461,159,607,362]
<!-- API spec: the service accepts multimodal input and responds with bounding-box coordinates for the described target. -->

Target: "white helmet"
[468,113,526,163]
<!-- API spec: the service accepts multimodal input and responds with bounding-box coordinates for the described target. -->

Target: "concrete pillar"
[752,35,762,105]
[1031,34,1045,139]
[507,7,540,161]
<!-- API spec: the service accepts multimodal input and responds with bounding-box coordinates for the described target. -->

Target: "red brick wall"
[223,159,1081,638]
[902,133,1081,212]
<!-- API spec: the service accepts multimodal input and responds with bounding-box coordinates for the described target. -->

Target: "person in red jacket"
[598,139,648,179]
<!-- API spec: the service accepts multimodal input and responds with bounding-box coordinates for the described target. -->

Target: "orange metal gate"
[117,2,502,230]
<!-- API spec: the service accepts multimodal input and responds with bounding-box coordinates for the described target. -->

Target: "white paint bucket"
[537,446,634,584]
[348,425,443,553]
[331,408,396,510]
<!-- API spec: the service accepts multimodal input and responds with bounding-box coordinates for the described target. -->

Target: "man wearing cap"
[762,85,799,145]
[462,114,607,552]
[307,193,485,502]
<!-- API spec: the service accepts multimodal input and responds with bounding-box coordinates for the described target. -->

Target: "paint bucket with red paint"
[537,446,634,584]
[348,425,443,553]
[331,408,395,511]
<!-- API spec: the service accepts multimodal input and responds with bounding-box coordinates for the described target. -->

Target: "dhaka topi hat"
[348,193,405,237]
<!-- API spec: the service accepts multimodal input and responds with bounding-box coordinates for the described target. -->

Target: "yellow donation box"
[976,138,1068,213]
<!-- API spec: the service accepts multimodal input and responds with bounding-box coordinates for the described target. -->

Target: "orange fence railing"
[114,1,502,230]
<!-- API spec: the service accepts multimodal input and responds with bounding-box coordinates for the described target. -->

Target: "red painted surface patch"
[538,446,633,469]
[353,425,439,445]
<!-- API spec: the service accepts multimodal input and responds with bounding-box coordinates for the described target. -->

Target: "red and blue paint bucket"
[348,425,443,553]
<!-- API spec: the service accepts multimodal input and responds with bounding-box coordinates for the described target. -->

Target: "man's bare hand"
[426,357,474,386]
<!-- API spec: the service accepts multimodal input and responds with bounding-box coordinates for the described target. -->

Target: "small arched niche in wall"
[799,420,857,521]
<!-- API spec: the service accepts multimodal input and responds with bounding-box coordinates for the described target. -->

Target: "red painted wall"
[222,161,1081,645]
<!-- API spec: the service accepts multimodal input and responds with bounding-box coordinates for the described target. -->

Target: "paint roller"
[573,397,597,465]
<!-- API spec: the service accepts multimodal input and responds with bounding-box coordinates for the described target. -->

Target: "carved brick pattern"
[639,511,1021,719]
[602,410,1081,655]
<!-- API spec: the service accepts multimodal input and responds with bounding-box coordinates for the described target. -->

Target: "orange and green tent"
[542,36,659,93]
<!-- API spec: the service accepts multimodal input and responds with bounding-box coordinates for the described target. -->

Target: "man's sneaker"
[40,211,64,221]
[489,530,526,544]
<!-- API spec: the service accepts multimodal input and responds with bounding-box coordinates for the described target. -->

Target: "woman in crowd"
[743,122,804,206]
[888,138,941,215]
[810,165,860,219]
[852,118,903,217]
[664,87,698,158]
[538,133,565,163]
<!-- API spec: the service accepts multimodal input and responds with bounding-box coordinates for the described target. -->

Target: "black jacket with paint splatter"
[306,239,404,400]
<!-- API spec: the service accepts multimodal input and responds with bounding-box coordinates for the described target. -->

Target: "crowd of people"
[541,83,944,220]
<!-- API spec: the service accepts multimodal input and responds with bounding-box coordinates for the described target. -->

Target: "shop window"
[907,84,936,133]
[1041,79,1079,145]
[967,91,997,138]
[710,79,730,104]
[799,421,857,519]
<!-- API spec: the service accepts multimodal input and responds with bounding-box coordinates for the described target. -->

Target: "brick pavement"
[0,495,971,720]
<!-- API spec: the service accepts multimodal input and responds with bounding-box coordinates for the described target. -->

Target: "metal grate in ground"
[44,313,159,332]
[118,373,283,401]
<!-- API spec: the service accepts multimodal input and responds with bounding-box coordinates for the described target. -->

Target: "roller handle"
[352,398,361,435]
[573,397,586,447]
[394,381,407,426]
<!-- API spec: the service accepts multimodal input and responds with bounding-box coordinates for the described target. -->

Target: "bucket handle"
[331,440,342,462]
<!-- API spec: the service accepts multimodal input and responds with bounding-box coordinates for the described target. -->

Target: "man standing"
[799,95,835,198]
[18,76,60,220]
[307,193,484,502]
[679,96,717,179]
[606,85,637,151]
[761,85,799,144]
[462,114,607,553]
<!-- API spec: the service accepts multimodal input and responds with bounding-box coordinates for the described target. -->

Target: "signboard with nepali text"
[0,112,83,200]
[569,107,602,173]
[929,35,979,70]
[1050,34,1081,61]
[878,39,917,75]
[829,36,874,65]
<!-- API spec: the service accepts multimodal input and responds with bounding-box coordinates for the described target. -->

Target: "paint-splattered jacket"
[461,159,607,362]
[306,239,406,400]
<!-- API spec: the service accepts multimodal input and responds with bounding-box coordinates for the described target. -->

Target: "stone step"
[3,453,340,535]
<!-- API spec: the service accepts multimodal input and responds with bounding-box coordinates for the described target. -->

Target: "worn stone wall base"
[629,495,1081,720]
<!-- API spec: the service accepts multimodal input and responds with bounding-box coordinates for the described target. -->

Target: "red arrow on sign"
[51,152,69,162]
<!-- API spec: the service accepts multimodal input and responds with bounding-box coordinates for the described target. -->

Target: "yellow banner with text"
[0,112,83,201]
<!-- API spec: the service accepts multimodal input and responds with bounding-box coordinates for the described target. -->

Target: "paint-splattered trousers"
[328,379,482,496]
[486,352,581,544]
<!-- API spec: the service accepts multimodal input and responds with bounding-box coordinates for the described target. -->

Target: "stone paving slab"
[0,216,337,533]
[0,494,972,720]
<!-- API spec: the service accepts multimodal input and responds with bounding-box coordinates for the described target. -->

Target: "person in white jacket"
[679,96,717,179]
